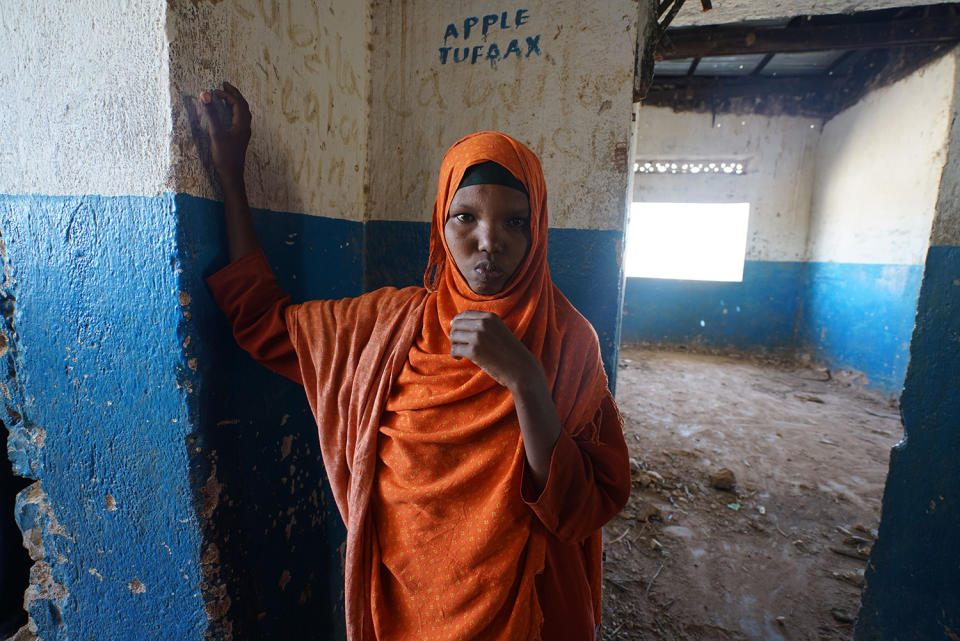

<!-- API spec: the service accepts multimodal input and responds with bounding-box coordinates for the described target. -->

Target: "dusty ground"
[601,347,902,641]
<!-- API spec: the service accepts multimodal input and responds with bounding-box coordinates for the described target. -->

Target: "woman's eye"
[453,213,474,223]
[507,217,529,228]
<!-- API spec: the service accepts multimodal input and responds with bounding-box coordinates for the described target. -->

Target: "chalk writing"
[438,9,541,67]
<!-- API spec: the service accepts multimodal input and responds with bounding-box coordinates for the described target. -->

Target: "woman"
[202,82,630,641]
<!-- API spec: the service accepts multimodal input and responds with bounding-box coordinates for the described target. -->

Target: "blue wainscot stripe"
[855,245,960,641]
[0,193,207,640]
[800,261,923,395]
[621,261,805,350]
[363,220,624,387]
[175,194,360,641]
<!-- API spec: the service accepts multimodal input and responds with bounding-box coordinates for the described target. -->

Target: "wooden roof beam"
[657,13,960,60]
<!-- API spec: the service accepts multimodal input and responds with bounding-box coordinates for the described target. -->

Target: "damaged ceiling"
[640,1,960,118]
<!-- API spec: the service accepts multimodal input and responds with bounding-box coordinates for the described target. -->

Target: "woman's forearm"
[222,179,260,262]
[508,365,563,492]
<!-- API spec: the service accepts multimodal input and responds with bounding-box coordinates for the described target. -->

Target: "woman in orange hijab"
[202,82,630,641]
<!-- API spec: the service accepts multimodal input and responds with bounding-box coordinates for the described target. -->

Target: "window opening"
[624,202,750,282]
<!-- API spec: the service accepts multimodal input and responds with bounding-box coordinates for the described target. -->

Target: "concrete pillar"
[0,2,207,638]
[855,47,960,641]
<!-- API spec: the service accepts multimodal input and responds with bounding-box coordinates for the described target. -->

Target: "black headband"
[457,161,528,195]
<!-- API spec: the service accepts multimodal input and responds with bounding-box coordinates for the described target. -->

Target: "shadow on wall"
[176,195,362,640]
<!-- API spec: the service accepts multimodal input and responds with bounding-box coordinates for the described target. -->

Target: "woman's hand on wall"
[201,82,251,191]
[200,82,260,262]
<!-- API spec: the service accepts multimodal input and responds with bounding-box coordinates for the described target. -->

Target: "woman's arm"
[449,310,562,490]
[201,82,260,261]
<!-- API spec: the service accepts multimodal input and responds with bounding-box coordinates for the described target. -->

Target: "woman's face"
[444,183,531,296]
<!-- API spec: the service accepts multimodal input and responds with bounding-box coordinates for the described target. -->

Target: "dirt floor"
[601,347,903,641]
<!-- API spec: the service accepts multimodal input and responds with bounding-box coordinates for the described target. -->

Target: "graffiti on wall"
[438,9,542,66]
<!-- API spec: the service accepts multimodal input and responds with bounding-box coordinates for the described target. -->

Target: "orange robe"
[207,132,631,640]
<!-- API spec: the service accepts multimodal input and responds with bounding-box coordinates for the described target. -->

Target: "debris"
[757,505,766,515]
[863,408,899,420]
[633,471,654,488]
[635,499,662,522]
[794,393,825,403]
[776,616,786,626]
[830,546,871,561]
[727,502,741,511]
[830,568,865,588]
[610,527,633,544]
[830,608,855,624]
[853,524,878,539]
[649,538,663,551]
[709,468,736,491]
[647,470,665,485]
[843,536,871,547]
[645,563,665,595]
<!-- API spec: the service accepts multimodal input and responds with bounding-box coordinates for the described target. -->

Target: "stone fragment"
[709,468,736,490]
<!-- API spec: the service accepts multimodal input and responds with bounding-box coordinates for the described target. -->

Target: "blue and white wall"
[625,52,955,395]
[855,46,960,641]
[801,53,955,393]
[364,1,647,385]
[0,2,207,638]
[1,0,655,638]
[624,107,821,349]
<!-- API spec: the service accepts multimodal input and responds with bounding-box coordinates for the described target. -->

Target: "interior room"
[605,5,958,638]
[1,1,958,640]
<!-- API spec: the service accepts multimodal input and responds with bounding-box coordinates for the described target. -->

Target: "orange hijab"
[287,132,610,641]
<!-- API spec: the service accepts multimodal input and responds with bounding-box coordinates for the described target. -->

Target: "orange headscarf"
[283,132,612,641]
[367,132,611,640]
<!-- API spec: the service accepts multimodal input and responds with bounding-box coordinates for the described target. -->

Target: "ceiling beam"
[657,13,960,60]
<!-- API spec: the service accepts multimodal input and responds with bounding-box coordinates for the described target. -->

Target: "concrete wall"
[623,108,821,349]
[364,1,646,383]
[1,0,371,638]
[800,53,955,392]
[0,3,206,639]
[166,1,375,638]
[2,0,655,638]
[855,46,960,641]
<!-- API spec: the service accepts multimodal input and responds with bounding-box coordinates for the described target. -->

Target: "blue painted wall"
[364,220,625,387]
[621,260,805,350]
[799,262,924,394]
[0,193,207,640]
[175,195,360,640]
[620,259,923,395]
[854,246,960,641]
[0,193,362,640]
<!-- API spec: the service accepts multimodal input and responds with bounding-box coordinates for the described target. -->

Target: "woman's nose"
[476,223,503,254]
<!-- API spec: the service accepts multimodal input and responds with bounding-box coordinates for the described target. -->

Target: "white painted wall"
[633,107,822,262]
[931,48,960,248]
[0,1,171,196]
[364,1,647,231]
[807,53,955,265]
[168,0,371,221]
[673,0,935,27]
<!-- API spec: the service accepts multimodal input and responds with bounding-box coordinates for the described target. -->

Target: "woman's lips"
[474,261,503,280]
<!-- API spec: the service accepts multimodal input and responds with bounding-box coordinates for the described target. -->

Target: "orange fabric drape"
[211,132,622,641]
[367,133,611,640]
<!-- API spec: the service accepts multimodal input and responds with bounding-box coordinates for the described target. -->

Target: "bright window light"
[624,202,750,282]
